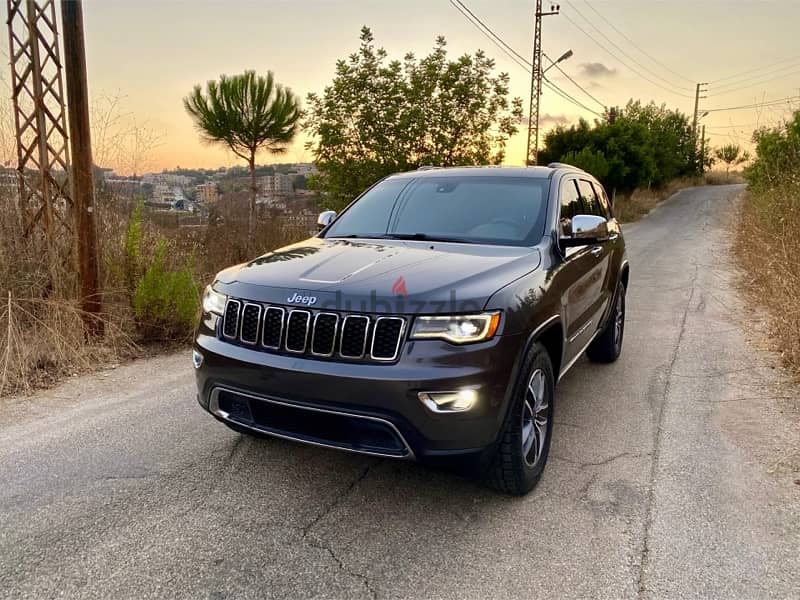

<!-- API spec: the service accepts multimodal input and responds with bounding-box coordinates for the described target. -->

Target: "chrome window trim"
[261,306,285,350]
[339,315,370,359]
[222,299,241,340]
[239,302,262,345]
[285,309,311,353]
[370,316,406,362]
[208,386,415,460]
[311,312,339,357]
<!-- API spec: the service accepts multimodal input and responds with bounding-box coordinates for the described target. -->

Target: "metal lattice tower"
[525,0,544,166]
[6,0,72,238]
[525,1,560,166]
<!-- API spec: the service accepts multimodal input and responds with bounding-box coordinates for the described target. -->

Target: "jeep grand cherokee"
[194,164,628,495]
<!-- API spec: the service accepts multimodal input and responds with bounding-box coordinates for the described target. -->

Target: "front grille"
[219,299,406,363]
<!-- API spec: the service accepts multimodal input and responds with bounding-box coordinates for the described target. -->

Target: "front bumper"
[194,327,525,461]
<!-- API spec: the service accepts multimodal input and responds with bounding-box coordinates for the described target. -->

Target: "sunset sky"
[10,0,800,173]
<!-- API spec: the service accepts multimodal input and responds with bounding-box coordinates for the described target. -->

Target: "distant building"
[260,172,293,196]
[0,167,19,202]
[195,182,220,204]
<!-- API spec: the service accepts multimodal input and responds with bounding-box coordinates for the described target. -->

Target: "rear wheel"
[586,281,626,363]
[485,343,555,495]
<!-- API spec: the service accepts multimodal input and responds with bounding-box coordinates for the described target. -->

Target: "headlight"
[202,285,227,315]
[410,312,501,344]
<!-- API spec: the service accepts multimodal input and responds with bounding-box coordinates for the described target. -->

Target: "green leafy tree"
[540,100,693,194]
[713,143,750,179]
[745,112,800,191]
[184,71,301,246]
[304,27,523,210]
[561,148,609,181]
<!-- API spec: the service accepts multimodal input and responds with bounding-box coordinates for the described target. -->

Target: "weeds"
[613,176,702,223]
[734,111,800,376]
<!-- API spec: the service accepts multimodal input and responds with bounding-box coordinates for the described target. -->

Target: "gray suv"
[194,164,628,494]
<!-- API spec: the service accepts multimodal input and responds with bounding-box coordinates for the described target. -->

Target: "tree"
[561,148,609,180]
[713,144,750,179]
[304,27,523,210]
[184,71,301,246]
[539,99,695,194]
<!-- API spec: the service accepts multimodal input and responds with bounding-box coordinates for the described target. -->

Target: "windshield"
[323,175,550,246]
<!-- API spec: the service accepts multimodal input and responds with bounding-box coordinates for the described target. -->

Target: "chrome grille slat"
[239,303,261,345]
[370,316,406,361]
[340,315,370,358]
[222,299,241,339]
[285,310,311,353]
[311,312,339,357]
[262,307,285,349]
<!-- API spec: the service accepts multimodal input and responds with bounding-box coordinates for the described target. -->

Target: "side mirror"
[317,210,336,231]
[560,214,609,248]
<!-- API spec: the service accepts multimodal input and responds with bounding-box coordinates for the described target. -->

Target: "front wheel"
[485,342,555,495]
[586,281,626,363]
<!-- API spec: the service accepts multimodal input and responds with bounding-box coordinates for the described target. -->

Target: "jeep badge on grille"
[287,292,317,306]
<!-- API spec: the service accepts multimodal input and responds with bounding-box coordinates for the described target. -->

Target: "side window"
[590,181,613,219]
[577,179,604,218]
[559,179,584,237]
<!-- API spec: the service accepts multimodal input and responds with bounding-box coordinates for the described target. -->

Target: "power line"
[579,0,695,85]
[709,55,800,85]
[543,53,606,109]
[447,0,604,117]
[705,95,800,113]
[711,67,800,96]
[711,59,800,92]
[561,1,695,97]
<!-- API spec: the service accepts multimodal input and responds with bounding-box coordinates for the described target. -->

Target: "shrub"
[132,241,199,341]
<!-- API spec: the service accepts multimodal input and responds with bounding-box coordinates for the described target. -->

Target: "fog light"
[192,349,204,369]
[418,389,477,413]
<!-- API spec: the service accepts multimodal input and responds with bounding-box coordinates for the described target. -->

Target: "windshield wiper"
[380,233,471,243]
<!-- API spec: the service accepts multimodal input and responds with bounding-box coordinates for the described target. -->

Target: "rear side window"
[577,179,605,218]
[591,182,613,218]
[559,179,584,237]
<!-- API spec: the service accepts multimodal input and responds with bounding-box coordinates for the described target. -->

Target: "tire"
[586,281,626,363]
[485,342,556,495]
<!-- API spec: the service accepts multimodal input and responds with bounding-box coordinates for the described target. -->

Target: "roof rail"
[416,165,443,171]
[547,161,586,172]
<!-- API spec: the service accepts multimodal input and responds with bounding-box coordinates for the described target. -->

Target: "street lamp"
[544,49,573,74]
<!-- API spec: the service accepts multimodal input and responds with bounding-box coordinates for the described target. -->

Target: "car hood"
[214,237,541,314]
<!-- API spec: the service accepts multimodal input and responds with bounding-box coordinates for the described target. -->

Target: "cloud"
[540,113,571,128]
[578,62,617,78]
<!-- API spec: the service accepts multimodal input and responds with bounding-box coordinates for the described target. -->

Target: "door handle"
[590,246,603,257]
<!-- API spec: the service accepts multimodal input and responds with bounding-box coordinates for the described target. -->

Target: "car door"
[575,179,614,336]
[555,178,603,367]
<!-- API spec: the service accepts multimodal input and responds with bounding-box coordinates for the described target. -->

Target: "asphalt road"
[1,184,798,599]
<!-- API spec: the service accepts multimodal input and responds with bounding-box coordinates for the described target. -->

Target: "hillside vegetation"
[735,111,800,374]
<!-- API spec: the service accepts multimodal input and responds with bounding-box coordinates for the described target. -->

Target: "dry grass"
[613,176,702,223]
[0,190,313,398]
[733,186,800,376]
[704,170,746,185]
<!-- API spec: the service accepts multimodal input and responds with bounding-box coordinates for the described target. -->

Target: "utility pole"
[61,0,102,335]
[691,82,708,171]
[525,1,561,166]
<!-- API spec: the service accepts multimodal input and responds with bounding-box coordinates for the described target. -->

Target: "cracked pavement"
[1,184,798,599]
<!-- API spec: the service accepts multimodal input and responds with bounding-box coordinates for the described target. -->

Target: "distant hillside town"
[99,162,321,233]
